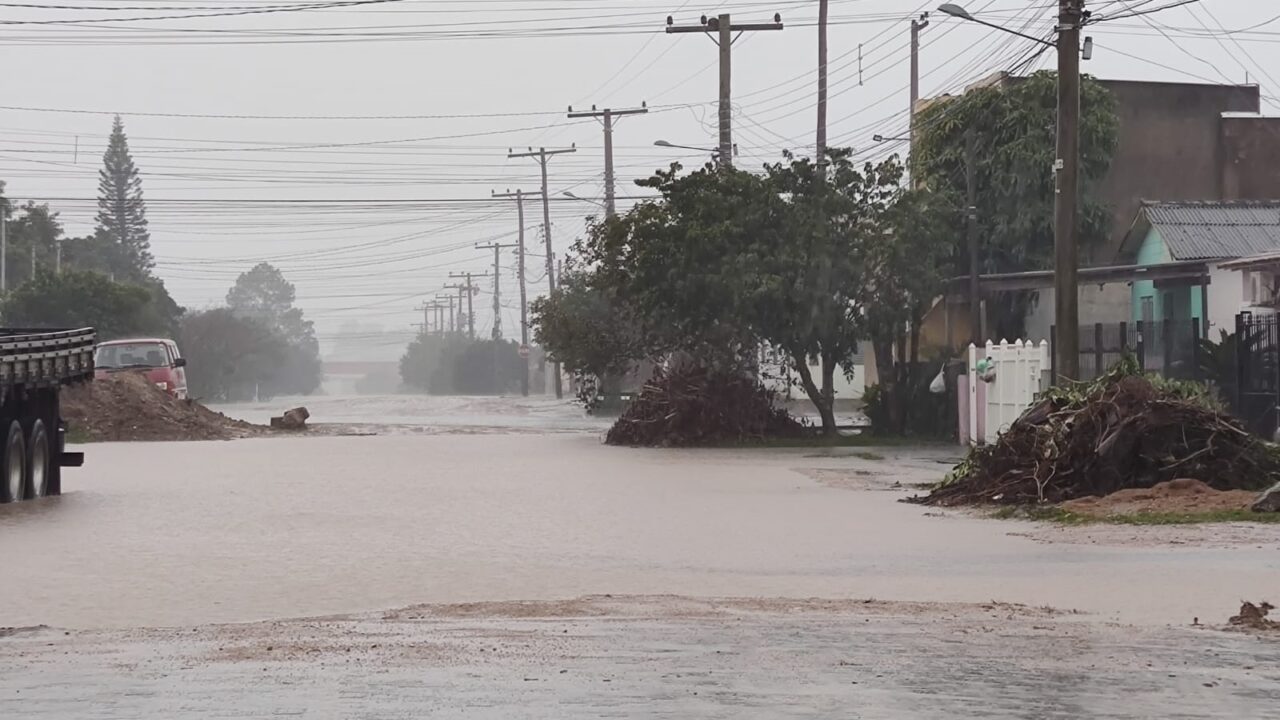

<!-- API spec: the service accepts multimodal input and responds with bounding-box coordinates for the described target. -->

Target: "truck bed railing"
[0,327,96,388]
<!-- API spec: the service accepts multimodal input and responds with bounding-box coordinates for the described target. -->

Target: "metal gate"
[1235,312,1280,438]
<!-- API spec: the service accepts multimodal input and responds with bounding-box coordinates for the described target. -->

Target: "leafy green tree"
[95,116,153,281]
[913,70,1119,339]
[0,269,165,340]
[531,267,649,394]
[179,308,289,402]
[226,262,321,396]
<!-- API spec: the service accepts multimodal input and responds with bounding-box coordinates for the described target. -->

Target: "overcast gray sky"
[0,0,1273,359]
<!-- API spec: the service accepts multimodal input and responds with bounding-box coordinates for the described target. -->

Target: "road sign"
[518,344,531,359]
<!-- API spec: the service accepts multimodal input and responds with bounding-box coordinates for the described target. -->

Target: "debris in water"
[1228,601,1277,631]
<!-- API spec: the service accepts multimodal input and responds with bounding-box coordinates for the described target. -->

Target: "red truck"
[93,337,189,399]
[0,327,95,504]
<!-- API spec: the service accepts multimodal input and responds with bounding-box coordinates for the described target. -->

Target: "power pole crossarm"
[567,105,648,218]
[665,13,784,169]
[449,271,491,341]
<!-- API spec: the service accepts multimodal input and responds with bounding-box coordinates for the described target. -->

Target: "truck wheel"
[1,420,25,503]
[26,420,49,499]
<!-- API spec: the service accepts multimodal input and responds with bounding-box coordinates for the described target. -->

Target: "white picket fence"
[964,339,1051,445]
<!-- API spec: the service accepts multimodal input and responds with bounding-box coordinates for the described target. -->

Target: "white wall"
[1207,263,1245,338]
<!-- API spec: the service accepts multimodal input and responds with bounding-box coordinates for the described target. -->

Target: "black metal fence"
[1051,319,1203,383]
[1235,312,1280,438]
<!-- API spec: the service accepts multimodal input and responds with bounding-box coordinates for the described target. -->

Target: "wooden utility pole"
[508,147,575,398]
[493,188,540,396]
[816,0,828,162]
[966,129,981,346]
[666,12,784,169]
[1054,0,1084,380]
[567,104,648,217]
[437,294,457,334]
[476,241,518,340]
[909,12,929,159]
[448,272,490,341]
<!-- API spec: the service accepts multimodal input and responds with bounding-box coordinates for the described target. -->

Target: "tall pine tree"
[95,116,153,280]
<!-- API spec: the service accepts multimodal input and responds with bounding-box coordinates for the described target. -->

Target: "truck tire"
[25,419,49,499]
[1,420,25,503]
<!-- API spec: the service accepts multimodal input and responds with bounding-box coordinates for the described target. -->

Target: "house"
[1117,200,1280,337]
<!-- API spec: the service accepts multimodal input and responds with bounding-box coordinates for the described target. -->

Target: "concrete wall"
[1022,284,1131,343]
[1093,81,1260,264]
[1220,115,1280,200]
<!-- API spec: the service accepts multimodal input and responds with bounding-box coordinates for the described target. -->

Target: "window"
[95,342,168,370]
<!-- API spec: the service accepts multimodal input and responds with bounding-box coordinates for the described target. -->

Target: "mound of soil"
[917,359,1280,507]
[605,364,806,447]
[62,372,264,442]
[1060,479,1257,517]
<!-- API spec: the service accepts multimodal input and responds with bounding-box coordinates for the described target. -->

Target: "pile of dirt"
[1229,601,1278,631]
[1060,479,1257,517]
[917,358,1280,507]
[62,372,264,442]
[605,364,806,447]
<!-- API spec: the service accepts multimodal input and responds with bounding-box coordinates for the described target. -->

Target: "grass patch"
[988,505,1280,525]
[65,424,92,445]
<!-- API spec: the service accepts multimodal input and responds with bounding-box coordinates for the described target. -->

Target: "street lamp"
[940,1,1084,381]
[938,3,1054,46]
[873,134,910,142]
[653,139,717,153]
[561,191,606,209]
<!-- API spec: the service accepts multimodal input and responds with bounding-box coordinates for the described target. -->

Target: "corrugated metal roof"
[1144,201,1280,261]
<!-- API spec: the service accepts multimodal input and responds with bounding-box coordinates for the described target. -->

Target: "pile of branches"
[918,358,1280,506]
[605,364,806,447]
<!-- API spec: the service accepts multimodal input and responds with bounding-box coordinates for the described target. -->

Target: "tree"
[4,201,64,288]
[226,262,321,396]
[95,116,153,281]
[531,267,649,392]
[572,154,930,434]
[913,71,1119,339]
[0,269,165,340]
[179,308,289,402]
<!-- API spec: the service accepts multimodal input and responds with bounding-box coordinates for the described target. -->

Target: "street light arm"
[940,5,1056,46]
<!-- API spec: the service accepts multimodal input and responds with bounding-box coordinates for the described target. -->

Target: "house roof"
[1117,200,1280,263]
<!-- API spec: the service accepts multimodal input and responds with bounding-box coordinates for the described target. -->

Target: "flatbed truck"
[0,328,95,503]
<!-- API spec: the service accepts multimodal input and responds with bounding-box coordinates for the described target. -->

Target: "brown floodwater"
[1,415,1276,629]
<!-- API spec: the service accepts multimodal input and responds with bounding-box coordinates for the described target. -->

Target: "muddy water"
[2,426,1277,630]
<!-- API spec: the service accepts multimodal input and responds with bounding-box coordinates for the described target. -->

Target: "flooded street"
[2,396,1278,717]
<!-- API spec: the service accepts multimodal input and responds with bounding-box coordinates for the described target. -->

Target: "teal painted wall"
[1131,227,1204,325]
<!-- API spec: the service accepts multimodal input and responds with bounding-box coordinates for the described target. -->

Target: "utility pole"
[666,13,784,169]
[909,12,929,160]
[449,271,490,341]
[1054,0,1084,381]
[493,189,539,396]
[416,302,431,334]
[437,294,456,335]
[567,104,648,217]
[508,147,575,398]
[55,239,62,275]
[816,1,828,163]
[476,241,518,339]
[1,212,7,292]
[966,128,981,346]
